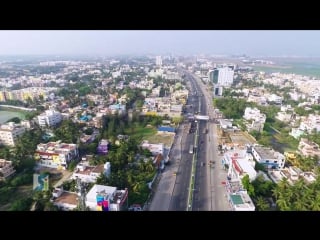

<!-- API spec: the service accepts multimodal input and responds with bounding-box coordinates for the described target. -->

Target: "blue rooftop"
[157,126,175,133]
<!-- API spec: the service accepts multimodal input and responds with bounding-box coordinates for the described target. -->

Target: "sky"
[0,30,320,57]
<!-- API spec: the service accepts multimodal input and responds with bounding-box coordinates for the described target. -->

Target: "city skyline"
[0,30,320,57]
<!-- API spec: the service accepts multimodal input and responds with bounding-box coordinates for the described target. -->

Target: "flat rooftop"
[253,146,277,159]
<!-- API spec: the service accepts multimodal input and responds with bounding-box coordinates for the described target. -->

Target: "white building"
[227,154,257,182]
[34,141,78,170]
[276,112,293,123]
[243,107,266,132]
[0,159,16,181]
[251,145,285,169]
[85,184,128,211]
[37,109,62,127]
[20,120,32,129]
[267,94,283,104]
[0,122,26,146]
[299,114,320,133]
[289,128,305,139]
[140,141,164,156]
[209,67,234,86]
[243,107,266,124]
[228,192,255,211]
[71,163,107,183]
[156,56,162,66]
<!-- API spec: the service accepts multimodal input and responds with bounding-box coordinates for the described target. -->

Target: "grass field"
[144,133,175,147]
[124,124,158,141]
[0,110,26,124]
[123,123,174,147]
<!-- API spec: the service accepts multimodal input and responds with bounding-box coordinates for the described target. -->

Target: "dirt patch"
[228,131,256,145]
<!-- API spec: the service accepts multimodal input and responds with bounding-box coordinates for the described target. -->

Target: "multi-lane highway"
[150,66,230,211]
[169,79,198,211]
[189,72,230,211]
[182,70,230,211]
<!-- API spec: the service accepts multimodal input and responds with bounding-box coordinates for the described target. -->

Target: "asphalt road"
[149,68,230,211]
[169,80,198,211]
[192,73,231,211]
[149,86,196,211]
[186,71,231,211]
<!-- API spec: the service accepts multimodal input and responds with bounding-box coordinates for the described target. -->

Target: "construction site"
[217,126,256,150]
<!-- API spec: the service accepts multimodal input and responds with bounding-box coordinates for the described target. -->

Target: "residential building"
[141,140,164,156]
[251,145,285,169]
[97,139,109,155]
[267,94,283,104]
[298,138,320,158]
[299,114,320,133]
[290,128,305,139]
[0,159,16,181]
[0,122,25,146]
[71,163,106,183]
[219,119,233,129]
[51,186,78,211]
[243,107,266,132]
[20,120,32,129]
[34,141,78,170]
[223,150,256,196]
[85,184,128,211]
[228,192,255,211]
[227,153,257,183]
[37,109,62,127]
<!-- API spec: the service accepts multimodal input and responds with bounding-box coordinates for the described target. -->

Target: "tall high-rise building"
[156,56,162,66]
[208,66,234,86]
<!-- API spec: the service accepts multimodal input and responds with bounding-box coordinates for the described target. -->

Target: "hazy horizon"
[0,30,320,57]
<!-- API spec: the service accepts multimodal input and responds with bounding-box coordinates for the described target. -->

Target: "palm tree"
[255,196,269,211]
[139,160,145,171]
[276,197,291,211]
[145,160,154,173]
[132,181,142,194]
[310,192,320,211]
[127,151,135,164]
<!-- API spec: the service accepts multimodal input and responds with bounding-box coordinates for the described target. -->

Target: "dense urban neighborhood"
[1,53,320,211]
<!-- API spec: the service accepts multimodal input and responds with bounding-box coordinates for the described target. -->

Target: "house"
[34,141,79,170]
[97,139,109,155]
[0,159,16,181]
[51,186,78,211]
[71,162,109,183]
[228,192,255,211]
[298,138,320,158]
[251,145,285,169]
[0,122,26,147]
[85,184,128,211]
[141,140,164,156]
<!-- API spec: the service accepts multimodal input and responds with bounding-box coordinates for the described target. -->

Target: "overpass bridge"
[195,115,209,121]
